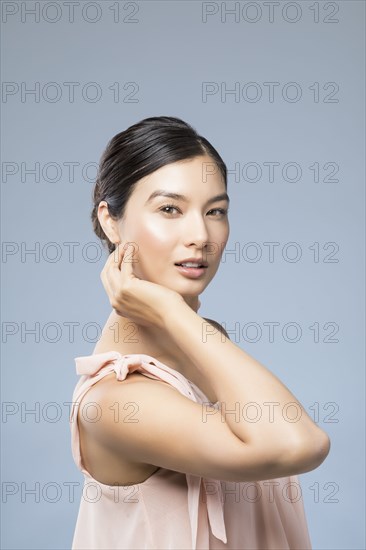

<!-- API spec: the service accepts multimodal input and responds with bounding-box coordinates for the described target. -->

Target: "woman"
[70,116,330,549]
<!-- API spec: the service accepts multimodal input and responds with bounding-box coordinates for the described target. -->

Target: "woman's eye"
[209,208,228,216]
[159,205,228,216]
[159,204,180,215]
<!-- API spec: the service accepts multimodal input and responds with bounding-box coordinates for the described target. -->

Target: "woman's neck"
[94,307,195,378]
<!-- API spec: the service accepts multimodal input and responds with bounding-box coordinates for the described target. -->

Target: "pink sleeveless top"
[70,351,312,549]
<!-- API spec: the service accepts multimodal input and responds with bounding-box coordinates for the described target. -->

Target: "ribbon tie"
[74,351,228,549]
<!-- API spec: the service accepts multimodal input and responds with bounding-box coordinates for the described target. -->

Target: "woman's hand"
[100,242,187,329]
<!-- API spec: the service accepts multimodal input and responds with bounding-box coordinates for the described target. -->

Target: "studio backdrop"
[2,1,365,549]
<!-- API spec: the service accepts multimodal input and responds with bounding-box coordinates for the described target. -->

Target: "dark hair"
[91,116,227,254]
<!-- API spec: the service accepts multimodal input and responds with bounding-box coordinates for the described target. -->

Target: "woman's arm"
[203,317,230,339]
[101,243,330,474]
[164,303,330,471]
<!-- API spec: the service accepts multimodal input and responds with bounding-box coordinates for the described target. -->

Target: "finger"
[101,244,122,280]
[111,242,124,268]
[102,242,138,310]
[119,242,137,280]
[108,242,135,294]
[106,242,128,272]
[101,249,124,312]
[104,243,127,293]
[101,243,125,296]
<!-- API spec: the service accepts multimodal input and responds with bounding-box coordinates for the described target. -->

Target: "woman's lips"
[175,264,207,278]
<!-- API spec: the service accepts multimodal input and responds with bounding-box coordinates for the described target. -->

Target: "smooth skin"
[77,155,331,486]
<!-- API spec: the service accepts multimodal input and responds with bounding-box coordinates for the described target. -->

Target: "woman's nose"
[183,214,209,247]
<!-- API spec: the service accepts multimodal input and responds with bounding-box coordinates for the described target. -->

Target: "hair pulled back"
[91,116,227,254]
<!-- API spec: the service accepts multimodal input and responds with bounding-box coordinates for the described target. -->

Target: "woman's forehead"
[131,157,226,199]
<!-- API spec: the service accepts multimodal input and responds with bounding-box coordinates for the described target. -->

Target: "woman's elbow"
[311,430,331,465]
[291,430,331,473]
[245,431,331,481]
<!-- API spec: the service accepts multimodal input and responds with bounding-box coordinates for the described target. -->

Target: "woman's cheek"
[132,221,173,280]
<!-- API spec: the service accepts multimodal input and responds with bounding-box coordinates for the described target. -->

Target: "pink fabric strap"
[74,351,227,548]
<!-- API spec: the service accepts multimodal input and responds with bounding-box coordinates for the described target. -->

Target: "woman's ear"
[97,201,121,245]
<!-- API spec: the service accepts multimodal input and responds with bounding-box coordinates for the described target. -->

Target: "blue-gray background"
[1,1,365,548]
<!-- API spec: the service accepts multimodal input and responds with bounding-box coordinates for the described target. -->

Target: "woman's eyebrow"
[145,190,230,206]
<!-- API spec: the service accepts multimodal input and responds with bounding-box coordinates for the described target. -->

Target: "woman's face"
[115,154,230,303]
